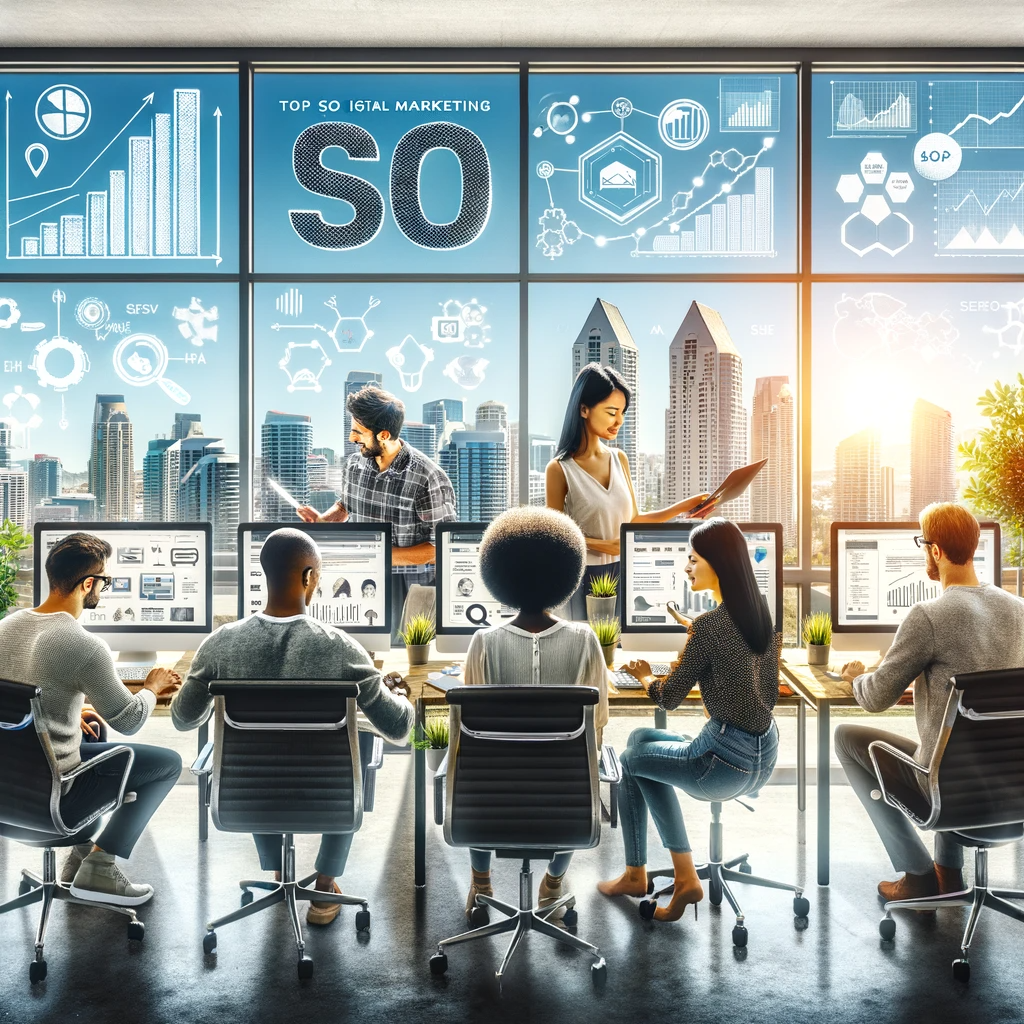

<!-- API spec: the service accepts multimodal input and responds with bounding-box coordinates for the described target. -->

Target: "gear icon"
[31,336,91,391]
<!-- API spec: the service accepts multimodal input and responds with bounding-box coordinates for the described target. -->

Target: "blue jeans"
[470,849,574,876]
[617,719,779,866]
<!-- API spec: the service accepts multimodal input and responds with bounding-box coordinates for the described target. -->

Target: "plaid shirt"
[339,441,456,575]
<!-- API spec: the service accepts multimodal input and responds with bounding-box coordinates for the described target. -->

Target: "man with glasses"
[834,503,1024,903]
[0,532,182,906]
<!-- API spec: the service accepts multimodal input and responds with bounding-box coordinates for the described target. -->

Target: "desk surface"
[779,649,885,705]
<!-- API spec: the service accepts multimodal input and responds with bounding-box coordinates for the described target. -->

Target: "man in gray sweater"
[0,532,183,906]
[836,504,1024,902]
[172,527,413,926]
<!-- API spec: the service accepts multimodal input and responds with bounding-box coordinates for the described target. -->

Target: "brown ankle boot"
[877,869,939,902]
[466,870,493,921]
[935,863,965,895]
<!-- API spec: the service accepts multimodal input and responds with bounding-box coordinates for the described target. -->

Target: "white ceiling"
[3,0,1024,49]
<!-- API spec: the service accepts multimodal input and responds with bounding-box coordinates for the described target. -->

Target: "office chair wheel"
[203,931,217,955]
[297,956,314,980]
[732,925,748,948]
[591,959,607,983]
[127,920,145,942]
[562,907,579,928]
[878,916,896,941]
[429,952,449,976]
[355,909,371,932]
[469,905,489,928]
[638,899,657,921]
[793,896,810,917]
[708,877,723,907]
[739,862,752,875]
[29,959,47,984]
[240,890,254,907]
[646,879,655,895]
[952,959,970,983]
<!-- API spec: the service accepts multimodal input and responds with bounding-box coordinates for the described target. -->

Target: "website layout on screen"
[38,527,209,630]
[243,528,388,629]
[440,530,514,630]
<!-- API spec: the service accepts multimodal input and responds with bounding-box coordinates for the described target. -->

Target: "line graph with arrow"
[4,78,226,265]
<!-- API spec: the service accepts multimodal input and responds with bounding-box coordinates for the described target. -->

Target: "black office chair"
[430,685,614,986]
[0,678,143,984]
[870,667,1024,982]
[191,680,383,980]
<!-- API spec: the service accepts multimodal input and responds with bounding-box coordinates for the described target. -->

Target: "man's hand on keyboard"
[143,667,182,698]
[621,660,656,692]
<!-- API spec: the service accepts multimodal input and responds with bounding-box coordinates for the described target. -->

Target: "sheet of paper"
[266,477,301,510]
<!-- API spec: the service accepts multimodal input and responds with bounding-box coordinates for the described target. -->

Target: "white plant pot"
[425,746,447,772]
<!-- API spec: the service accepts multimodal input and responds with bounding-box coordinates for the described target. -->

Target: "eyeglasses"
[912,536,935,549]
[71,574,113,593]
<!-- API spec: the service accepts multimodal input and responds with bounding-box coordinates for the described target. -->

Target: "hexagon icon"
[836,174,865,204]
[578,131,662,225]
[860,152,887,184]
[885,172,914,204]
[861,194,891,225]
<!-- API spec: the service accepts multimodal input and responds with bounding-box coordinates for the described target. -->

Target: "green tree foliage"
[0,519,32,619]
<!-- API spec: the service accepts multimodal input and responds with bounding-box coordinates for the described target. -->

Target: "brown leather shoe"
[877,869,939,903]
[307,881,343,926]
[935,863,966,895]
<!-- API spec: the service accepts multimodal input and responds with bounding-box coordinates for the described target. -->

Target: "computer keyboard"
[650,662,671,677]
[115,665,153,681]
[611,669,645,691]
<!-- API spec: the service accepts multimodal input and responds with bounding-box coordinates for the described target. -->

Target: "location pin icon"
[25,143,48,178]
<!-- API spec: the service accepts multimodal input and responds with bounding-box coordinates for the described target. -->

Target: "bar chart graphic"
[720,76,781,132]
[831,80,917,136]
[6,86,222,264]
[887,572,939,609]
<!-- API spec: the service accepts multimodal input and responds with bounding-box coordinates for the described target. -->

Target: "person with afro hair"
[461,506,610,922]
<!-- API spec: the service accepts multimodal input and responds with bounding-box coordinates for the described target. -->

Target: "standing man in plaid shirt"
[297,385,456,643]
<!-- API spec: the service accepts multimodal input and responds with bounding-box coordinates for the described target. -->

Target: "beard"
[84,588,102,610]
[925,548,940,581]
[358,437,384,460]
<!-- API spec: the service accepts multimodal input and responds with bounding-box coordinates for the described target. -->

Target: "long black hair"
[555,362,631,461]
[689,519,773,656]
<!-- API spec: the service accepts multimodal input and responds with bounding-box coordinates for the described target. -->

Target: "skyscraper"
[28,454,62,508]
[749,376,795,548]
[0,421,12,469]
[475,400,508,432]
[910,398,955,517]
[172,412,204,440]
[439,429,509,523]
[639,453,664,513]
[834,428,883,521]
[509,421,520,506]
[143,438,177,520]
[882,465,896,520]
[194,443,240,551]
[261,411,313,520]
[343,371,384,457]
[89,395,134,521]
[664,302,748,517]
[0,468,28,530]
[175,436,224,522]
[571,299,640,488]
[423,398,465,458]
[529,435,557,473]
[402,422,438,458]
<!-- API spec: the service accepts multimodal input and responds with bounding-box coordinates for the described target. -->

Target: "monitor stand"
[116,651,158,668]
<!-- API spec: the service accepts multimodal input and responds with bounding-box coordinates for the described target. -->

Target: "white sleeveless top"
[559,449,635,565]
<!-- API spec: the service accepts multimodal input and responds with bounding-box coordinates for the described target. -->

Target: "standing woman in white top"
[546,363,714,620]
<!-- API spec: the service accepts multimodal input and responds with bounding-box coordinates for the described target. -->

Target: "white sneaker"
[69,852,154,906]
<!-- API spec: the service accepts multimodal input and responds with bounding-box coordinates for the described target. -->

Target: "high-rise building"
[261,411,313,520]
[910,398,955,517]
[749,376,795,548]
[0,468,28,530]
[143,438,177,520]
[194,443,240,551]
[664,302,748,517]
[882,465,896,520]
[29,454,62,508]
[529,434,557,474]
[439,429,509,523]
[89,395,134,521]
[312,446,337,464]
[48,494,97,520]
[639,453,664,513]
[572,299,640,489]
[475,400,508,432]
[834,428,883,521]
[509,421,520,506]
[0,421,12,469]
[528,470,546,506]
[402,422,438,459]
[175,436,224,522]
[32,502,77,528]
[172,412,204,440]
[422,398,465,459]
[307,453,330,490]
[343,371,384,457]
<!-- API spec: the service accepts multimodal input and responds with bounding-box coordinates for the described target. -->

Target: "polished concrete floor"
[3,714,1024,1024]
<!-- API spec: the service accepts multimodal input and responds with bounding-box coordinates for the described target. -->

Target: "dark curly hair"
[479,506,586,613]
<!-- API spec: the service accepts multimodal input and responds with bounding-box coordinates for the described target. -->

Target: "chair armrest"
[367,735,385,772]
[433,750,449,826]
[599,744,622,785]
[191,740,215,776]
[361,736,385,813]
[58,745,134,833]
[868,740,933,827]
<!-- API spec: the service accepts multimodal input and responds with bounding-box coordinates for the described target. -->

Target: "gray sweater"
[0,610,155,777]
[172,613,414,742]
[854,584,1024,764]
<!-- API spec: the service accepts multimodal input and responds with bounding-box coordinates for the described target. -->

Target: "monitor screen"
[831,522,1001,632]
[237,522,392,637]
[620,522,782,634]
[33,522,213,636]
[435,523,515,634]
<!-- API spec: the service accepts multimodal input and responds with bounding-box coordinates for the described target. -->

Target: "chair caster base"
[29,959,47,984]
[952,959,970,983]
[18,880,34,896]
[732,924,748,948]
[297,956,314,980]
[879,916,896,941]
[591,958,607,984]
[739,862,752,875]
[355,908,371,932]
[638,899,657,921]
[240,890,253,907]
[203,931,217,955]
[429,952,449,976]
[127,920,145,942]
[469,905,489,928]
[793,896,810,917]
[562,907,579,928]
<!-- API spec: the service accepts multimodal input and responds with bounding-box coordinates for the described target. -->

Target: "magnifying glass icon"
[113,334,191,405]
[465,603,491,627]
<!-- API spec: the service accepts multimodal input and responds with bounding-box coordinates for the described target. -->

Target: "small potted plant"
[399,613,435,666]
[586,572,618,621]
[802,611,832,667]
[412,717,450,771]
[590,616,621,668]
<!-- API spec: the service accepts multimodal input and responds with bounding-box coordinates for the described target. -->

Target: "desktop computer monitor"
[237,522,392,653]
[619,522,783,653]
[434,522,516,654]
[831,521,1001,633]
[33,521,214,666]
